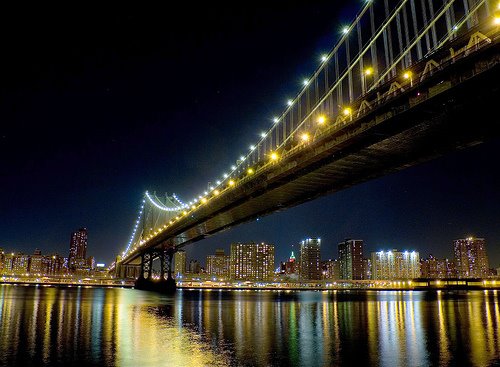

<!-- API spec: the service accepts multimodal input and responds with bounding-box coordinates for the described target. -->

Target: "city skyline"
[1,1,499,268]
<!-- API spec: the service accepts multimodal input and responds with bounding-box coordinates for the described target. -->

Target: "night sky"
[1,2,499,268]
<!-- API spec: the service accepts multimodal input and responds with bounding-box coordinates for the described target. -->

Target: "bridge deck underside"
[124,43,499,263]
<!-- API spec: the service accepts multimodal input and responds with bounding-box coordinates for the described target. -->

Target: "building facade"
[420,255,455,278]
[206,249,230,278]
[299,238,321,281]
[230,242,275,281]
[68,228,88,271]
[371,249,420,280]
[453,237,489,278]
[338,239,364,280]
[322,259,340,280]
[174,250,187,278]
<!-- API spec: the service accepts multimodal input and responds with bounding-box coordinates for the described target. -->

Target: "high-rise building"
[284,251,297,274]
[230,242,275,281]
[299,238,321,280]
[174,250,186,278]
[338,239,364,280]
[189,259,201,274]
[322,259,340,280]
[371,249,420,280]
[30,249,46,275]
[68,228,88,271]
[12,253,30,275]
[48,254,67,275]
[454,237,489,278]
[0,248,4,274]
[420,255,455,278]
[206,249,230,278]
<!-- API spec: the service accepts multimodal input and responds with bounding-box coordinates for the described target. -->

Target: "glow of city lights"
[301,132,310,142]
[317,115,326,124]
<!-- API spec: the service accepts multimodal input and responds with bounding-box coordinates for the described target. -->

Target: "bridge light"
[231,165,236,171]
[495,16,500,25]
[273,117,279,123]
[403,71,413,87]
[287,99,293,106]
[223,173,228,178]
[239,156,245,161]
[191,205,196,210]
[342,27,349,34]
[364,67,373,76]
[247,168,254,175]
[302,79,309,86]
[260,132,266,138]
[213,189,220,195]
[216,180,221,185]
[228,180,235,186]
[270,152,279,161]
[343,107,352,116]
[182,210,187,215]
[250,145,256,151]
[320,54,328,62]
[317,115,326,124]
[201,197,207,204]
[301,132,310,142]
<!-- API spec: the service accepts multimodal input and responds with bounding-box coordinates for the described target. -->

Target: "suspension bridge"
[110,0,500,292]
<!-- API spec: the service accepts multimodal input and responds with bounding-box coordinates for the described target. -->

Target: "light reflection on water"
[0,285,499,366]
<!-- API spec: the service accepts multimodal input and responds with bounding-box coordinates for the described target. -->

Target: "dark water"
[0,286,500,366]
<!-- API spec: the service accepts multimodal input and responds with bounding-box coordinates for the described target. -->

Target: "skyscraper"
[173,250,186,278]
[68,228,88,270]
[230,242,275,281]
[338,239,364,280]
[299,238,321,280]
[454,237,489,278]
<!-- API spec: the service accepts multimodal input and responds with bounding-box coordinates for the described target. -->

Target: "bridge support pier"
[135,249,176,293]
